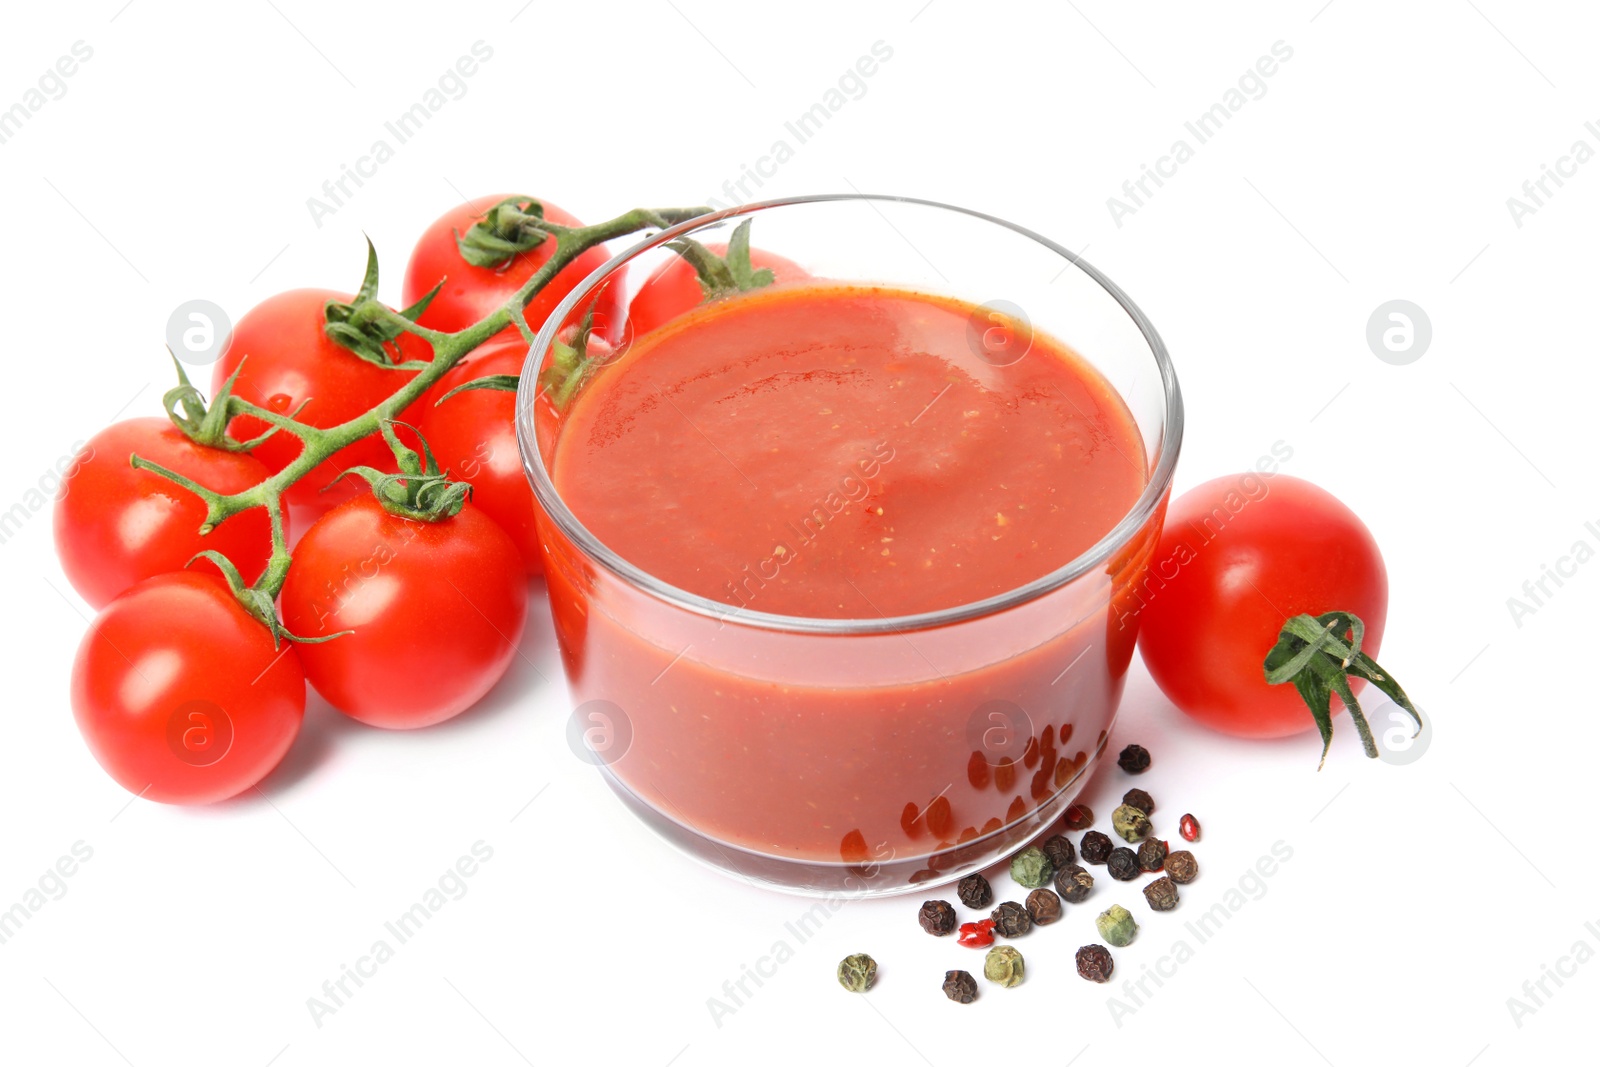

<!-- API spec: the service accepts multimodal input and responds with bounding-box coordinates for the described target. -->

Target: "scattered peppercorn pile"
[837,742,1205,1002]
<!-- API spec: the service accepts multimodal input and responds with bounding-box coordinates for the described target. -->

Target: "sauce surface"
[553,283,1147,618]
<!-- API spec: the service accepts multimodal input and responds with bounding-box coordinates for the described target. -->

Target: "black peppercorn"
[919,899,957,935]
[942,969,978,1003]
[1075,943,1115,983]
[1165,850,1199,884]
[1137,837,1168,872]
[1143,875,1180,912]
[957,873,993,909]
[1122,787,1154,815]
[1080,830,1113,864]
[991,900,1032,938]
[1025,887,1062,925]
[1055,864,1094,903]
[1040,834,1076,871]
[1117,744,1151,774]
[1107,846,1139,881]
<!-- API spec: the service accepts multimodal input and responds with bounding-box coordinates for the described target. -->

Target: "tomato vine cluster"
[56,194,721,804]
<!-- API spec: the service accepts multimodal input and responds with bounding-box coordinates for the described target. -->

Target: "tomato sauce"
[541,283,1155,881]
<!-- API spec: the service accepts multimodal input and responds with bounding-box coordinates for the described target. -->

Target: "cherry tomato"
[71,572,305,804]
[1135,473,1388,738]
[626,242,807,338]
[279,495,528,728]
[211,289,429,514]
[402,195,621,343]
[53,418,282,609]
[416,341,542,573]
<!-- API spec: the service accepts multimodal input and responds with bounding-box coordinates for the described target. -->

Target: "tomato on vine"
[403,195,622,343]
[212,284,431,515]
[627,219,807,337]
[54,416,280,608]
[71,571,306,804]
[279,429,528,729]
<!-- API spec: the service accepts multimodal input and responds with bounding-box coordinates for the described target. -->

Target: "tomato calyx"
[188,548,348,649]
[1263,610,1421,769]
[324,239,441,369]
[537,302,612,409]
[666,218,776,302]
[161,355,290,452]
[338,420,471,523]
[454,195,551,269]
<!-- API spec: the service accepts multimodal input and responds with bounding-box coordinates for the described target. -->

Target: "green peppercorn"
[1010,846,1053,889]
[1040,834,1076,871]
[1095,903,1139,947]
[942,969,978,1003]
[1112,803,1151,843]
[1025,887,1062,925]
[1055,863,1094,903]
[983,944,1025,987]
[1143,876,1180,912]
[837,953,877,992]
[1165,850,1199,884]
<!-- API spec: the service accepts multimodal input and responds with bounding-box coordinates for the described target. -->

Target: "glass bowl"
[516,194,1182,896]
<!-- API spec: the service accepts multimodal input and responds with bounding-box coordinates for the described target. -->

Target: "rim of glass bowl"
[515,193,1184,636]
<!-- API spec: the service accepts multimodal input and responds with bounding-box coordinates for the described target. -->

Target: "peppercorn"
[1165,850,1199,884]
[1179,813,1200,842]
[1112,803,1151,843]
[837,953,877,992]
[1064,803,1095,830]
[1121,787,1154,815]
[983,944,1025,987]
[1137,837,1168,872]
[942,969,978,1003]
[958,919,997,948]
[991,900,1032,938]
[1025,887,1062,925]
[1075,943,1115,983]
[1117,744,1151,774]
[1055,864,1094,903]
[1107,847,1139,881]
[1041,834,1076,871]
[918,899,957,936]
[1095,903,1139,947]
[1080,830,1113,864]
[957,872,993,909]
[1009,846,1052,889]
[1144,876,1180,912]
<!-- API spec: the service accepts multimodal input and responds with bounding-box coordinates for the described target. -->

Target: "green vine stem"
[132,203,709,621]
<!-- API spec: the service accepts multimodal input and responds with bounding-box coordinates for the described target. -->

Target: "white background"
[1,1,1593,1064]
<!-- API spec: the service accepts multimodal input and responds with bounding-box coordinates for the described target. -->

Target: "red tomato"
[211,289,428,514]
[1135,473,1388,738]
[279,495,528,728]
[626,242,807,338]
[416,341,541,573]
[53,418,281,609]
[71,572,305,804]
[402,195,620,343]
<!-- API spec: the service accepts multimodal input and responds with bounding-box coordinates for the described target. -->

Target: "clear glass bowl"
[516,195,1182,896]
